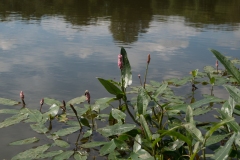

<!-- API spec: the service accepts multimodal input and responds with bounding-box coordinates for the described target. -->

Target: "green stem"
[144,63,149,89]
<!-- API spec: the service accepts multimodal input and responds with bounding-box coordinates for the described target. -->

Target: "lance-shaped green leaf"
[158,128,192,146]
[184,123,203,142]
[44,98,61,106]
[137,87,149,115]
[234,132,240,147]
[130,149,154,160]
[52,151,74,160]
[205,117,234,139]
[97,78,124,97]
[133,134,142,153]
[12,144,50,160]
[111,108,126,123]
[99,139,117,156]
[30,123,48,134]
[97,124,136,137]
[0,98,18,106]
[54,126,80,136]
[120,47,132,88]
[210,49,240,83]
[83,129,92,138]
[74,152,87,160]
[66,96,85,106]
[0,113,28,128]
[21,108,42,123]
[172,95,223,112]
[81,141,107,148]
[186,105,194,124]
[207,73,215,85]
[164,139,185,151]
[36,150,63,159]
[54,140,70,148]
[213,133,236,160]
[9,137,39,145]
[218,109,240,132]
[0,109,19,114]
[139,115,152,141]
[206,134,231,146]
[224,85,240,104]
[152,82,168,99]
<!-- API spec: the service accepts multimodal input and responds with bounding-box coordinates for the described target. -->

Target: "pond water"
[0,0,240,159]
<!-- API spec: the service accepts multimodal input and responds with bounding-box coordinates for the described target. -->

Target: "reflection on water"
[0,0,240,159]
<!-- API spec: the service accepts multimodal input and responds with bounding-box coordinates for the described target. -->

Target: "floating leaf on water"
[54,126,80,137]
[21,108,42,123]
[30,123,48,134]
[44,97,61,106]
[0,109,19,114]
[66,96,86,106]
[52,151,74,160]
[11,144,50,160]
[54,140,70,148]
[0,113,28,128]
[0,98,19,106]
[80,141,107,148]
[83,129,92,138]
[9,137,39,146]
[204,66,215,73]
[97,124,136,137]
[74,152,87,160]
[36,150,63,159]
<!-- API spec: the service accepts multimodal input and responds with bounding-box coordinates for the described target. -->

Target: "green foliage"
[2,48,240,159]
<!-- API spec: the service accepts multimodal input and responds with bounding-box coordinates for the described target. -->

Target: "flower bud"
[147,54,151,64]
[118,54,123,69]
[20,91,24,99]
[40,98,44,105]
[85,90,90,103]
[138,74,141,78]
[215,60,218,67]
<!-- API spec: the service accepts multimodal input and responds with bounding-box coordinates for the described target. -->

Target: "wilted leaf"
[9,137,39,145]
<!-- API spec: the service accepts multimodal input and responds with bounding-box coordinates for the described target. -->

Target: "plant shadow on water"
[1,48,240,159]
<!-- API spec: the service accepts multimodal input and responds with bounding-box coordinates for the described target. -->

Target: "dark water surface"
[0,0,240,159]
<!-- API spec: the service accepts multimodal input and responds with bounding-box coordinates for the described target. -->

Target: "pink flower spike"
[118,54,123,69]
[40,98,44,105]
[138,74,141,78]
[20,91,24,99]
[85,90,90,104]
